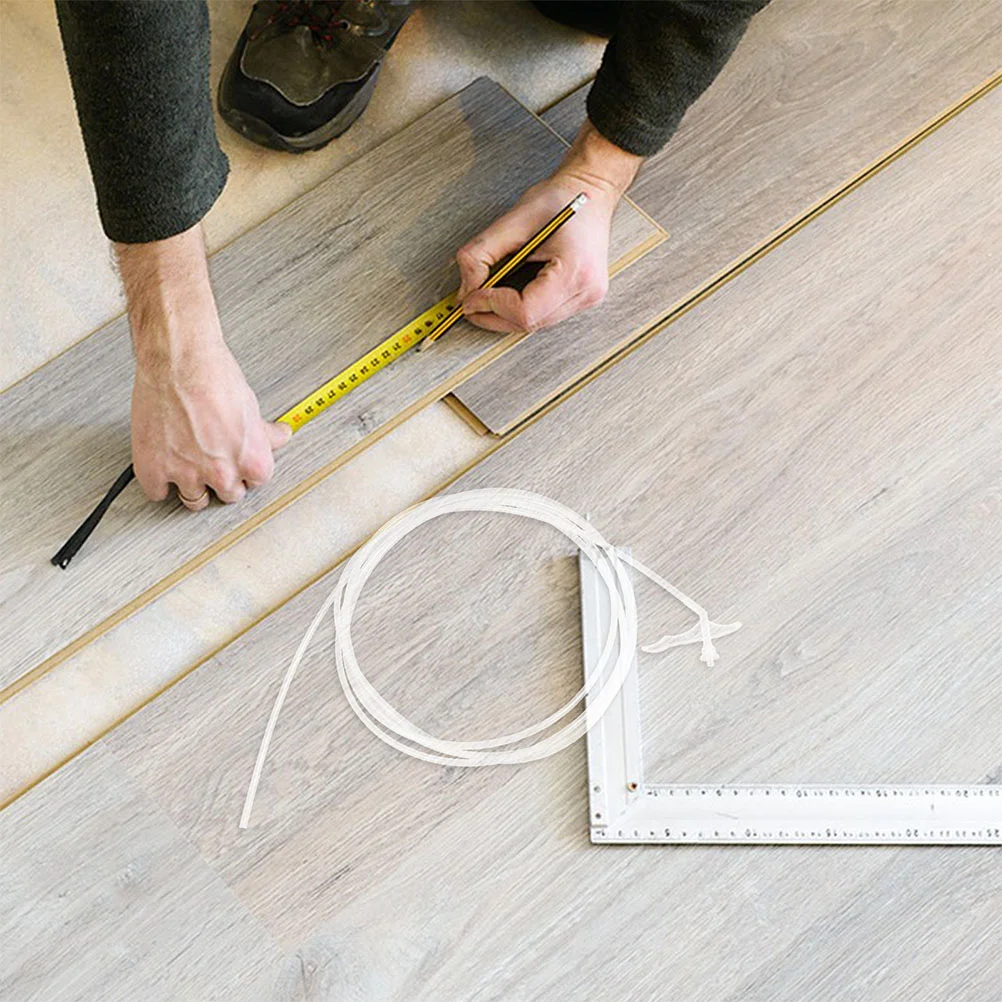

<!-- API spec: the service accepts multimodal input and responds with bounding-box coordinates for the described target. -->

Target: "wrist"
[554,120,643,199]
[116,225,224,369]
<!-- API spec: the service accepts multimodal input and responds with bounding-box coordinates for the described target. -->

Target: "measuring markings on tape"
[51,289,464,566]
[277,292,458,432]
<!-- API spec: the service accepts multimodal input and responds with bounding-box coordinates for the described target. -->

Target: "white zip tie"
[240,489,740,828]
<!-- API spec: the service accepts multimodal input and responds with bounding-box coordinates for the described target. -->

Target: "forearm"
[555,119,644,198]
[116,226,224,374]
[587,0,770,157]
[56,0,228,243]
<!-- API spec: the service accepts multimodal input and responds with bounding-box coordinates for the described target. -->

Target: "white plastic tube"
[240,489,740,828]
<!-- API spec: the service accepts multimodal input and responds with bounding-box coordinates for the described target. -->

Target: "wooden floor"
[0,77,661,695]
[1,49,999,1001]
[452,0,1002,433]
[0,0,609,805]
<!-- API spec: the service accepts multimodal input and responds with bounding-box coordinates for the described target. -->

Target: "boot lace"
[252,2,387,44]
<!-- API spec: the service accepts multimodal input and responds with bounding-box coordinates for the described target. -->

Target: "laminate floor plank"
[0,745,285,1001]
[1,0,610,388]
[3,70,999,1002]
[0,77,661,694]
[104,78,1002,992]
[719,849,1002,1002]
[452,0,1002,433]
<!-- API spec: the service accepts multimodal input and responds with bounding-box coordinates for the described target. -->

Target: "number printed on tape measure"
[277,292,458,432]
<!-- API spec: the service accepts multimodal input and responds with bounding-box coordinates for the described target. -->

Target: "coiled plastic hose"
[240,489,740,828]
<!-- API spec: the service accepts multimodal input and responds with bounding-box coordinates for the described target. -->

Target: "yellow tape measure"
[275,194,585,433]
[276,292,458,432]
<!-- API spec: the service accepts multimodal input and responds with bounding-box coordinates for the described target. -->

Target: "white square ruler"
[578,553,1002,845]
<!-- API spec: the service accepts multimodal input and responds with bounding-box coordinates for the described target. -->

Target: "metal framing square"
[578,553,1002,846]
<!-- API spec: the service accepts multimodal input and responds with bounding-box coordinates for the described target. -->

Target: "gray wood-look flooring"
[0,77,660,695]
[452,0,1002,434]
[1,77,998,1002]
[0,745,285,999]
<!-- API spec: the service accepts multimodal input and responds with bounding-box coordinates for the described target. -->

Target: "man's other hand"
[456,120,642,334]
[118,225,290,510]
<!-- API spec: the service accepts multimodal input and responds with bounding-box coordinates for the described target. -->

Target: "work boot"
[218,0,414,153]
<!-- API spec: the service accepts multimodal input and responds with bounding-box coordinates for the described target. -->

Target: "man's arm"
[457,0,769,333]
[56,1,286,508]
[119,224,289,508]
[586,0,770,158]
[55,0,228,242]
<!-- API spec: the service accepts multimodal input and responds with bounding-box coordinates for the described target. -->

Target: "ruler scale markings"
[579,556,1002,846]
[52,196,583,565]
[277,292,458,432]
[591,784,1002,845]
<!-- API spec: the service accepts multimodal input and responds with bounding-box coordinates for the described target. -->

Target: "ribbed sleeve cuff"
[56,0,230,245]
[99,147,230,244]
[586,72,685,157]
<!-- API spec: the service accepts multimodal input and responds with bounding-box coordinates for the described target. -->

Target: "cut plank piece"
[2,81,998,1000]
[452,0,1002,433]
[0,77,661,695]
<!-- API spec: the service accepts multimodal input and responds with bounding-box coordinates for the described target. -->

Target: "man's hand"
[118,224,290,510]
[456,120,643,334]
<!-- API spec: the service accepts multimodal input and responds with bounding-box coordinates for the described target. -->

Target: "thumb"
[456,242,491,302]
[267,420,293,450]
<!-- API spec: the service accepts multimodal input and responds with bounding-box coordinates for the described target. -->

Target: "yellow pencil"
[416,192,587,351]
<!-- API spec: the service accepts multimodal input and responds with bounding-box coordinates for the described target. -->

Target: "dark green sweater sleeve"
[587,0,770,157]
[55,0,229,243]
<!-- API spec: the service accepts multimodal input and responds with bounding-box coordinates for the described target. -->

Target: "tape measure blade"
[276,292,458,432]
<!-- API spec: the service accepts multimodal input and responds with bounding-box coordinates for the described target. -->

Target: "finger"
[462,310,521,334]
[530,288,594,329]
[238,467,272,491]
[455,245,490,303]
[463,263,571,332]
[238,440,275,487]
[456,207,551,300]
[134,465,169,502]
[464,287,591,335]
[266,421,292,450]
[209,474,246,505]
[175,480,210,511]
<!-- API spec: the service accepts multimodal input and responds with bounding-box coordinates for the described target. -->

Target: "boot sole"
[219,63,382,154]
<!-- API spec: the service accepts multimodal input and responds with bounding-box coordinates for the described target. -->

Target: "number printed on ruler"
[278,292,458,432]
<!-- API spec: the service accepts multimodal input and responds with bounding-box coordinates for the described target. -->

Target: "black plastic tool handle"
[51,464,135,569]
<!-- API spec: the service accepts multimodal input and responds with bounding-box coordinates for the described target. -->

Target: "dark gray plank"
[452,0,1002,433]
[0,76,660,694]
